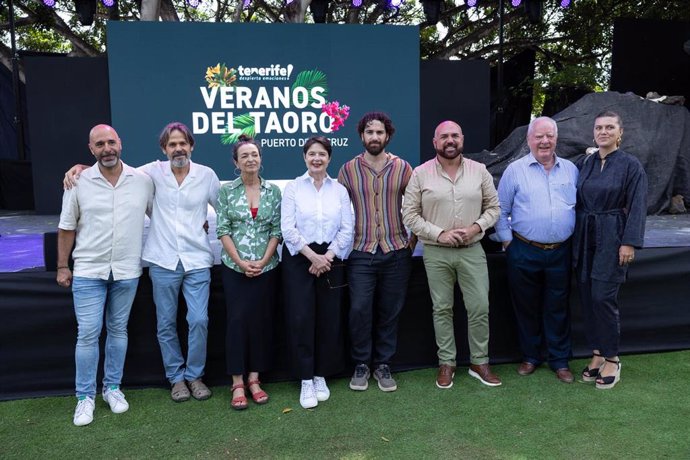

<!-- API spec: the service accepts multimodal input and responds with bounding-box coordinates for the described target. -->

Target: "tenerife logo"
[192,63,350,147]
[237,64,294,81]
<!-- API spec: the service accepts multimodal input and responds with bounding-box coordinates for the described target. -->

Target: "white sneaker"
[102,385,129,414]
[313,376,330,402]
[299,380,318,409]
[73,396,95,426]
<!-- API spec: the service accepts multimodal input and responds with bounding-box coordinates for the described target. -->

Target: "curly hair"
[357,112,396,138]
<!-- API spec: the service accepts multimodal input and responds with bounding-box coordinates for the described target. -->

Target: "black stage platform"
[1,212,690,400]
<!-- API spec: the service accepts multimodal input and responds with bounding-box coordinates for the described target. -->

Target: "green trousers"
[422,244,491,366]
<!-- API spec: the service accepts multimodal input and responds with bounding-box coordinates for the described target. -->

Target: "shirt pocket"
[553,182,576,207]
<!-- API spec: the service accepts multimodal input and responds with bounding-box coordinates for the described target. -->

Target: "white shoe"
[102,385,129,414]
[313,376,330,402]
[73,396,95,426]
[299,380,318,409]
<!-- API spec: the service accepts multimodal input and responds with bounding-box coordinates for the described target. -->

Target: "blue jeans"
[347,247,412,365]
[72,275,139,398]
[149,262,210,384]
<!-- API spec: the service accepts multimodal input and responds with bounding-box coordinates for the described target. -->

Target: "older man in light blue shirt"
[496,116,578,383]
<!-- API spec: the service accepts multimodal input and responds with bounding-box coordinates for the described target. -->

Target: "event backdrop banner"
[107,22,420,180]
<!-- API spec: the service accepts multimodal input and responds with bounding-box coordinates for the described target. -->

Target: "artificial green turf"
[2,351,689,459]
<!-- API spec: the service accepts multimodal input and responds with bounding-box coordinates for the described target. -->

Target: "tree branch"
[0,16,38,30]
[533,43,606,65]
[15,2,99,56]
[215,0,230,21]
[252,0,282,22]
[461,36,566,60]
[430,8,522,59]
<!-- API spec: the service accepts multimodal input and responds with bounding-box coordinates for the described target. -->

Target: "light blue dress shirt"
[496,152,578,244]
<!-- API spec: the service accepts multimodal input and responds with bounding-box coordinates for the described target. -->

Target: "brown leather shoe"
[468,364,502,387]
[436,364,456,389]
[555,368,574,384]
[517,362,537,376]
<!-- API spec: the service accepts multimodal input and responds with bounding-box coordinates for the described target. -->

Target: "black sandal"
[595,359,621,390]
[581,352,603,382]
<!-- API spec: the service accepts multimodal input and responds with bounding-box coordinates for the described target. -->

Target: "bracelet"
[57,266,69,270]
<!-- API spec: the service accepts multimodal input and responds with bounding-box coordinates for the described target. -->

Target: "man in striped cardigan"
[338,112,414,393]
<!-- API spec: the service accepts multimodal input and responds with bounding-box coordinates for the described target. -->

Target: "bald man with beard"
[57,124,153,426]
[403,120,501,390]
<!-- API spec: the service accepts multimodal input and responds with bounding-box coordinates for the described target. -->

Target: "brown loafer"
[468,364,502,387]
[517,362,537,376]
[187,379,212,400]
[555,368,574,384]
[171,380,190,402]
[436,364,456,389]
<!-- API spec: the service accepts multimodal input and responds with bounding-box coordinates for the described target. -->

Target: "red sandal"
[247,380,269,404]
[230,383,248,410]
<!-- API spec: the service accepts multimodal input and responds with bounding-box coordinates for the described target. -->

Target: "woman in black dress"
[573,111,647,389]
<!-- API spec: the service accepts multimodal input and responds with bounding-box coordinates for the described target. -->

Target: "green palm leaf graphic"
[221,113,256,145]
[291,69,329,106]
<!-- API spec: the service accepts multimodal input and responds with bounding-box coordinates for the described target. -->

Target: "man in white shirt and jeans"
[65,122,220,404]
[141,122,220,402]
[57,124,154,426]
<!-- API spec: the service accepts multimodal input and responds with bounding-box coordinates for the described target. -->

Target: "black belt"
[513,231,564,250]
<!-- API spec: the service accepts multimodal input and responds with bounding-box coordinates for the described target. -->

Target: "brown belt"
[433,242,476,249]
[512,231,564,250]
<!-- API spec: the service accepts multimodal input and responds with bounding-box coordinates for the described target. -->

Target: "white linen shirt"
[281,171,354,260]
[141,160,220,271]
[58,161,154,281]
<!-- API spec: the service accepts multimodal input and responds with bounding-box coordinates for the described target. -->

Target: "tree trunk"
[0,42,23,83]
[141,0,161,21]
[233,0,243,22]
[347,7,360,23]
[285,0,309,23]
[160,0,180,21]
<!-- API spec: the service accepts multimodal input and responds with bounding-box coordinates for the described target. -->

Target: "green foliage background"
[1,0,688,115]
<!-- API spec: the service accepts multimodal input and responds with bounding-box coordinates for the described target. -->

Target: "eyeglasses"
[325,263,348,289]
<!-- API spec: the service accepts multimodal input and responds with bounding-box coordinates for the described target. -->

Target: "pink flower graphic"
[322,101,350,132]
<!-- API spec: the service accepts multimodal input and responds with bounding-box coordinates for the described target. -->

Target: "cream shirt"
[402,157,500,247]
[58,161,154,280]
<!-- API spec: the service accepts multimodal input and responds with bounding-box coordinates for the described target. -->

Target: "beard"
[171,152,190,168]
[98,153,119,168]
[436,142,463,160]
[363,139,386,156]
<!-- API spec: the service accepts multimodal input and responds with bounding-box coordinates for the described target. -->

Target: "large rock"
[467,91,690,214]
